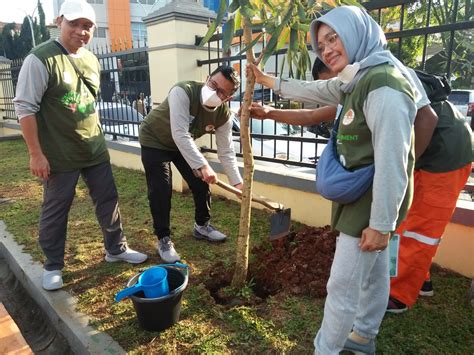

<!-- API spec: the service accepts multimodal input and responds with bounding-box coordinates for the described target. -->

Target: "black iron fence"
[0,43,150,141]
[94,45,151,140]
[196,0,474,171]
[1,1,472,169]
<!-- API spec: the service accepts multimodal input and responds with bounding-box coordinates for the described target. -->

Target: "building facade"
[52,0,224,51]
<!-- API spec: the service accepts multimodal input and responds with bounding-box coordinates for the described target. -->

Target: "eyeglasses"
[317,32,339,54]
[207,79,234,100]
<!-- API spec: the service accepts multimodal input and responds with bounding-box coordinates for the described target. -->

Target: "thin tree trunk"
[231,18,255,289]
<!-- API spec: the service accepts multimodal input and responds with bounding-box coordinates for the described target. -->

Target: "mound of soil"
[204,225,338,304]
[250,225,338,298]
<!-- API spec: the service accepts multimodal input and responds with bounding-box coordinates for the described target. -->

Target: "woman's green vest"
[331,64,415,237]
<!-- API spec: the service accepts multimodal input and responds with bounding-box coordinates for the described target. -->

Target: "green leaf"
[240,3,257,19]
[289,28,298,52]
[276,27,290,51]
[234,11,242,31]
[297,2,306,22]
[262,0,276,12]
[198,1,228,46]
[279,54,286,78]
[295,23,310,32]
[236,33,263,56]
[260,7,268,22]
[261,3,295,65]
[223,18,235,52]
[198,23,218,47]
[228,0,240,13]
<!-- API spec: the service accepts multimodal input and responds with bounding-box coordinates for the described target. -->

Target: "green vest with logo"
[139,81,231,150]
[331,64,415,237]
[32,40,108,172]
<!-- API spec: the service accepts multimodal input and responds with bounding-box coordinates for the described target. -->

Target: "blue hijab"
[310,6,419,98]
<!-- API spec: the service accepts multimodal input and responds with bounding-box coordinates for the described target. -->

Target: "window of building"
[130,0,156,4]
[131,22,147,45]
[95,27,107,38]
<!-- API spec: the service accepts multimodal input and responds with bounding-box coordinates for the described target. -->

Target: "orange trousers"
[390,163,471,307]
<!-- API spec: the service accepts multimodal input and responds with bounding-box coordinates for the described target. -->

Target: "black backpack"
[414,70,451,103]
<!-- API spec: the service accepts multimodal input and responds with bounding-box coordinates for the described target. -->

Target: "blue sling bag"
[315,113,375,204]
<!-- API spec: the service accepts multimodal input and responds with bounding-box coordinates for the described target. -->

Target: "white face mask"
[201,84,223,107]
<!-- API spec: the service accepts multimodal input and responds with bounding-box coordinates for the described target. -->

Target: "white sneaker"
[157,237,181,263]
[42,269,63,291]
[193,222,227,242]
[105,248,148,264]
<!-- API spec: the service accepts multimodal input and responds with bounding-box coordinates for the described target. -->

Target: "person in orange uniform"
[387,93,473,313]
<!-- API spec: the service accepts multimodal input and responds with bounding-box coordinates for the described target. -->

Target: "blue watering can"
[115,263,187,301]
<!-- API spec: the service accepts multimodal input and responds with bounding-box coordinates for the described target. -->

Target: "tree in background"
[17,17,40,58]
[1,0,50,59]
[38,0,50,43]
[379,0,473,89]
[1,23,21,60]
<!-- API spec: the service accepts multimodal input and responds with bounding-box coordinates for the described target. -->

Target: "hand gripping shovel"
[215,179,291,240]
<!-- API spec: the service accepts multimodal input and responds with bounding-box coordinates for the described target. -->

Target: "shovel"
[214,179,291,240]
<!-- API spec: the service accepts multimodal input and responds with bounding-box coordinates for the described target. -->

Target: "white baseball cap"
[60,0,96,25]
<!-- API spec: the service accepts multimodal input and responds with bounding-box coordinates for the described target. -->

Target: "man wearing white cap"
[13,0,147,291]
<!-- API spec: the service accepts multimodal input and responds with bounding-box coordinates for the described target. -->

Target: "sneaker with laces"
[158,236,181,263]
[193,222,227,242]
[42,269,63,291]
[386,297,408,314]
[105,248,148,264]
[342,337,375,355]
[419,279,434,297]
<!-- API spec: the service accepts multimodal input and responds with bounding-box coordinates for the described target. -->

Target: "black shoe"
[386,297,408,314]
[419,280,434,297]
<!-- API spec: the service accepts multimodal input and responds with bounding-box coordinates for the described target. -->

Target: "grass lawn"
[1,139,473,354]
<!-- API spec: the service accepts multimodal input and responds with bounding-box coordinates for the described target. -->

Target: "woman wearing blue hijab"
[248,6,418,354]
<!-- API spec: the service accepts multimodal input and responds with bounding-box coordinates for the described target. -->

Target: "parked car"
[97,102,144,140]
[448,89,474,118]
[230,113,327,173]
[232,88,274,104]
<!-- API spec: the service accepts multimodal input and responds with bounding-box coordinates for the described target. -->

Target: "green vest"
[331,64,415,237]
[32,40,108,172]
[415,100,473,172]
[139,81,231,150]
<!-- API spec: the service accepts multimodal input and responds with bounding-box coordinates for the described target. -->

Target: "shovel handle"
[215,179,283,211]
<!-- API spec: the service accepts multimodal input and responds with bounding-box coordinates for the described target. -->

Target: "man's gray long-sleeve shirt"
[168,86,242,186]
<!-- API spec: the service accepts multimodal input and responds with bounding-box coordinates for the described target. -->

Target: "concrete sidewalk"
[0,303,33,354]
[0,221,125,355]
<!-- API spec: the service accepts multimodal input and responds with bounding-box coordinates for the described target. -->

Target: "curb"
[0,221,125,355]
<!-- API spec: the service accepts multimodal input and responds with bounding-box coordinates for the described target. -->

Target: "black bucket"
[127,264,189,331]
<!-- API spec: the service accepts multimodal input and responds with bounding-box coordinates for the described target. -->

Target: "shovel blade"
[268,208,291,241]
